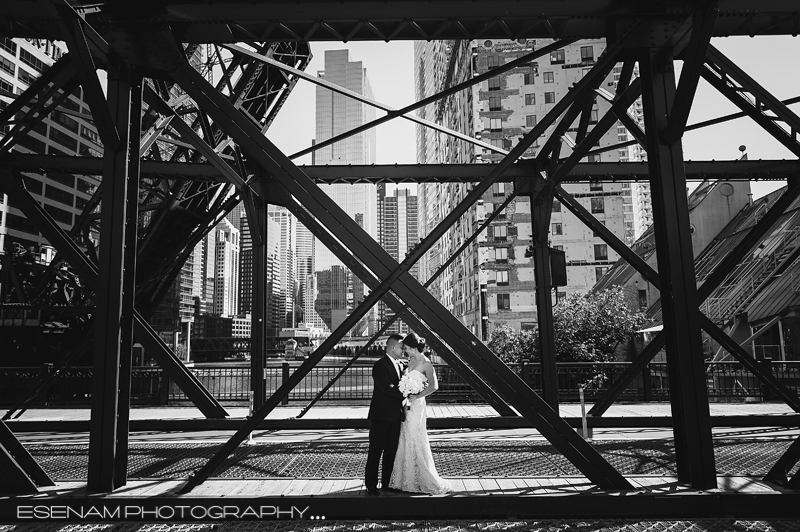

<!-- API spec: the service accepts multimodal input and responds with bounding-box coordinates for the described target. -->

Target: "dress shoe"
[365,488,380,496]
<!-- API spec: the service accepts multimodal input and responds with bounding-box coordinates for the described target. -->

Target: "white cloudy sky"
[267,36,800,199]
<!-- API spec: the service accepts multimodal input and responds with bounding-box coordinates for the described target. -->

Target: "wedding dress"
[389,370,451,494]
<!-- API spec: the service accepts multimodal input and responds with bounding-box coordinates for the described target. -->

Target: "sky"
[266,36,800,199]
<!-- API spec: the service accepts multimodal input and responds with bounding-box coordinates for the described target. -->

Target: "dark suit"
[365,355,404,490]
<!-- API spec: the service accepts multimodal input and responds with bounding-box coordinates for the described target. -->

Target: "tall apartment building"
[295,223,327,329]
[213,218,239,317]
[377,185,419,334]
[312,49,378,335]
[0,38,101,255]
[414,40,482,336]
[237,212,282,336]
[471,38,642,334]
[268,205,297,329]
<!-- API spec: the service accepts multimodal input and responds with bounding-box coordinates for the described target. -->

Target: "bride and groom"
[364,332,450,496]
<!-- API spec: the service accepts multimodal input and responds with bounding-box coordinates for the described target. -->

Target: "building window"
[595,267,608,282]
[551,222,563,236]
[493,182,506,197]
[552,199,561,212]
[488,76,501,90]
[581,46,594,62]
[589,181,603,191]
[552,245,564,252]
[497,293,511,310]
[487,54,499,69]
[550,49,565,64]
[520,115,536,129]
[490,118,502,132]
[594,244,608,261]
[19,49,45,72]
[0,37,17,56]
[590,109,599,123]
[0,55,15,76]
[543,71,554,83]
[489,95,501,111]
[525,93,535,105]
[494,225,508,242]
[587,154,600,163]
[497,271,509,286]
[523,73,535,85]
[44,185,74,207]
[494,247,508,263]
[638,289,648,309]
[544,92,556,104]
[593,220,607,238]
[591,197,605,214]
[17,67,37,86]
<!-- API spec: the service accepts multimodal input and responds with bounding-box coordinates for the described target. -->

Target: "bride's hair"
[403,332,426,352]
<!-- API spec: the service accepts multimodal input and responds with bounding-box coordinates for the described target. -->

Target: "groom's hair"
[386,334,404,349]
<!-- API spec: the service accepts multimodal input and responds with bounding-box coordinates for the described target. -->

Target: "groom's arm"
[373,363,403,400]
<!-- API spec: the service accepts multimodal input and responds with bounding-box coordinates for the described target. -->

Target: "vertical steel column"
[87,57,133,493]
[530,189,559,411]
[640,48,716,488]
[250,198,267,409]
[114,74,142,485]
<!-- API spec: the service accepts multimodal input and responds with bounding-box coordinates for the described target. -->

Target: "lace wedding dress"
[389,370,451,494]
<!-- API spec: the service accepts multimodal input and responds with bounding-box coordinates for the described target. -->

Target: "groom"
[364,334,406,496]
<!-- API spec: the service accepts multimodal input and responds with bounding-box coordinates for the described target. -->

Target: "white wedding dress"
[389,370,451,494]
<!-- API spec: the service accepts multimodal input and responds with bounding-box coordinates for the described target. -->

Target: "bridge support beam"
[640,48,716,489]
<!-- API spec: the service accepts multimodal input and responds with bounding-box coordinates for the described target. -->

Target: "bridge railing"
[1,359,797,406]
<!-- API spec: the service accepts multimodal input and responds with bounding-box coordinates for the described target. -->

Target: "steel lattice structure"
[1,0,800,509]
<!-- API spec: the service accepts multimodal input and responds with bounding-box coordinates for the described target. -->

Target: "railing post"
[158,369,169,406]
[521,360,530,386]
[762,357,774,401]
[40,363,53,406]
[642,364,653,402]
[281,361,290,405]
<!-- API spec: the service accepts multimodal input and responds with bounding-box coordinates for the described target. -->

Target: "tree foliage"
[487,286,647,365]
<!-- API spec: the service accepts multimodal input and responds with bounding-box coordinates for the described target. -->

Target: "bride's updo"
[403,332,426,353]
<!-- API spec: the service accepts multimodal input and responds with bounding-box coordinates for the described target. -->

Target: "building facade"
[312,49,378,335]
[377,185,420,334]
[0,38,101,255]
[213,218,240,317]
[414,40,481,337]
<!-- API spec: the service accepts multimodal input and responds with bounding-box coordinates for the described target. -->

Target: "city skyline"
[268,36,797,200]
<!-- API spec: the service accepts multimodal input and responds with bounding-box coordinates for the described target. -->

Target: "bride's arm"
[411,361,439,401]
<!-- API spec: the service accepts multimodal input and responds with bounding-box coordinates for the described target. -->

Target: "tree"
[486,324,537,365]
[487,286,647,364]
[553,285,647,363]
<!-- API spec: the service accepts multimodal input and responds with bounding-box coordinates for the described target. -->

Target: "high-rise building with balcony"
[213,218,239,317]
[414,40,481,337]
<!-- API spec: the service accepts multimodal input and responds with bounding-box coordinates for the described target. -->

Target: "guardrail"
[1,359,797,407]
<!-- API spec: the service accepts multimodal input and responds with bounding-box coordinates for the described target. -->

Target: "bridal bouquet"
[398,371,428,408]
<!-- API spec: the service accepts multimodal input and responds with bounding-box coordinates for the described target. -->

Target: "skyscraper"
[213,218,239,317]
[0,38,101,255]
[268,205,297,329]
[313,49,378,335]
[414,40,481,335]
[378,185,419,334]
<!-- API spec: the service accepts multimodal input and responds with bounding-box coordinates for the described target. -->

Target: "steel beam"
[0,420,53,493]
[87,58,135,493]
[641,48,716,488]
[55,4,120,151]
[555,185,800,415]
[6,154,798,184]
[0,173,229,421]
[172,48,632,490]
[250,193,267,409]
[663,1,718,144]
[702,45,800,158]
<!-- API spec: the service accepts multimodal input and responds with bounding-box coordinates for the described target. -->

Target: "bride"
[389,332,451,494]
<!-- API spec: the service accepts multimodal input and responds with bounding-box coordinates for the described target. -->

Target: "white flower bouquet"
[398,371,428,408]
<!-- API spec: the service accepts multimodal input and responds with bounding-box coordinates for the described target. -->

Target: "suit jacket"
[367,355,405,421]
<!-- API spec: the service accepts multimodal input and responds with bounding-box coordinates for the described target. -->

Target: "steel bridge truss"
[1,0,800,498]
